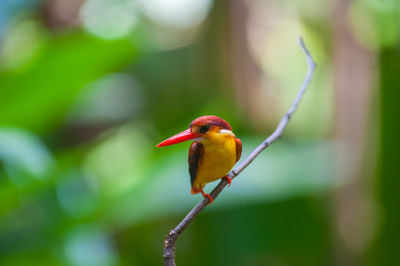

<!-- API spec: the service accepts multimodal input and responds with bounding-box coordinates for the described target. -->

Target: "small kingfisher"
[157,115,242,203]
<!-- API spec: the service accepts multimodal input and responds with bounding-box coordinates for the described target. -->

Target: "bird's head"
[156,115,234,147]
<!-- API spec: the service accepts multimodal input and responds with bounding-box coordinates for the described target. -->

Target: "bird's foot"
[200,188,214,204]
[224,175,232,187]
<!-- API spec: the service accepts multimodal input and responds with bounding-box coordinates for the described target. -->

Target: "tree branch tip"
[298,36,317,68]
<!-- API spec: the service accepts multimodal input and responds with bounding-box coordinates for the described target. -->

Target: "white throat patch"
[219,129,235,136]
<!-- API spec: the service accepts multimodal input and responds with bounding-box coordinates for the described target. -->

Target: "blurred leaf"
[0,32,137,132]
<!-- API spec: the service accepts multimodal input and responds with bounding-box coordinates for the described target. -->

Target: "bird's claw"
[204,193,214,204]
[200,188,214,204]
[224,175,232,187]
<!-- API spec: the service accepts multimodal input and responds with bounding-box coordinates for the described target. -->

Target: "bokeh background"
[0,0,399,265]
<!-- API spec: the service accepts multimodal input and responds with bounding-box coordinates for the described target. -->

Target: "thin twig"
[163,37,316,266]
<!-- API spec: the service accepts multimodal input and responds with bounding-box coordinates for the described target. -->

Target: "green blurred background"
[0,0,399,265]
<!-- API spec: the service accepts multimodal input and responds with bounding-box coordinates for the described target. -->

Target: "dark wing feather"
[235,138,242,162]
[189,142,203,186]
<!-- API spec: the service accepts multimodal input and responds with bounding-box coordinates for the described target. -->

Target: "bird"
[156,115,242,203]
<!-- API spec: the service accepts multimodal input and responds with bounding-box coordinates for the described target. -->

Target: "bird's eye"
[199,124,210,133]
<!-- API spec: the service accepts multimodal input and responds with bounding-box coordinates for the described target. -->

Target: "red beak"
[156,129,200,147]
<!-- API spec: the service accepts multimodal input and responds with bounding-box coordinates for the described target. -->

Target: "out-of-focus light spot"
[0,128,54,187]
[138,0,213,29]
[64,225,117,266]
[56,170,99,218]
[80,0,138,40]
[0,19,48,72]
[68,73,143,125]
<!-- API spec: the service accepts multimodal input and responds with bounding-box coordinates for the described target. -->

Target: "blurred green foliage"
[0,0,398,265]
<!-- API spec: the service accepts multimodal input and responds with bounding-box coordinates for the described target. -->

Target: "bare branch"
[163,37,316,266]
